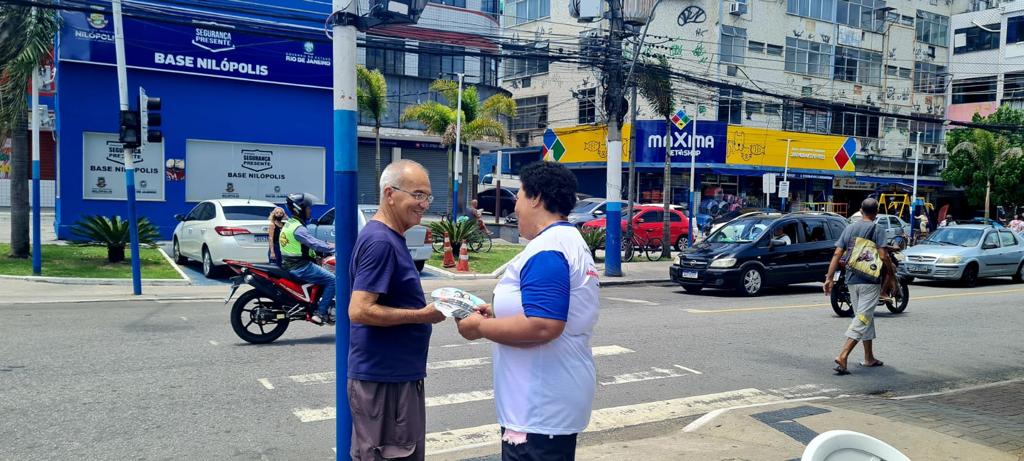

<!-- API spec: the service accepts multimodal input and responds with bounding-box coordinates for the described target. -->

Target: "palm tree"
[402,80,516,212]
[356,65,388,200]
[950,129,1023,220]
[637,56,675,259]
[0,6,59,258]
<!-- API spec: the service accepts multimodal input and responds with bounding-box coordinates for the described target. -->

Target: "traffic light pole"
[332,0,358,457]
[112,0,143,295]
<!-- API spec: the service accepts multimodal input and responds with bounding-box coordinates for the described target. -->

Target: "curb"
[0,274,192,286]
[602,277,672,287]
[423,261,512,280]
[0,295,227,306]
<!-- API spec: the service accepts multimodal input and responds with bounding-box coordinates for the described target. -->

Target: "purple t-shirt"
[348,220,431,382]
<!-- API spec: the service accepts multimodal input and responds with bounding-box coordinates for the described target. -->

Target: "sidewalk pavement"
[571,380,1024,461]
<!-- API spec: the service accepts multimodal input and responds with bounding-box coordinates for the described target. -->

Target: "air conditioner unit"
[726,65,738,77]
[926,146,937,155]
[902,147,913,158]
[515,132,530,147]
[876,140,887,151]
[729,2,747,15]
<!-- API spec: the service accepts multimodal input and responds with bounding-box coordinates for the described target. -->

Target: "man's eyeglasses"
[392,186,434,204]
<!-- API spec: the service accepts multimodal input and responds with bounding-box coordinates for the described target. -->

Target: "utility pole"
[453,72,465,220]
[31,68,41,275]
[495,150,502,225]
[780,138,793,212]
[604,0,625,277]
[910,132,921,241]
[688,103,698,246]
[332,0,359,457]
[112,0,143,295]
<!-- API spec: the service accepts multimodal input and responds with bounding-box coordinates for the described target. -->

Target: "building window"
[916,11,949,47]
[511,96,548,131]
[748,40,766,54]
[366,42,405,75]
[481,0,500,18]
[787,0,835,21]
[1009,16,1024,44]
[765,103,782,115]
[720,26,747,64]
[882,117,911,131]
[718,89,743,124]
[1003,72,1024,102]
[429,0,466,6]
[913,62,947,94]
[831,110,880,137]
[954,23,1001,54]
[910,118,943,144]
[418,44,465,79]
[503,42,549,78]
[785,37,833,78]
[834,46,882,85]
[508,0,549,25]
[784,103,832,134]
[577,88,597,124]
[837,0,886,32]
[767,44,784,56]
[478,56,498,87]
[885,65,911,78]
[952,76,997,104]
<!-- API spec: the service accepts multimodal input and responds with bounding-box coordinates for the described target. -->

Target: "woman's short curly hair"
[519,161,578,216]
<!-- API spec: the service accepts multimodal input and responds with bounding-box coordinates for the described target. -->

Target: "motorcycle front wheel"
[231,290,290,344]
[885,280,910,314]
[830,283,854,317]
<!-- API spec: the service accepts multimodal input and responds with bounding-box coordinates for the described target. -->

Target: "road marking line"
[276,345,635,388]
[682,396,830,433]
[674,365,703,375]
[604,297,659,305]
[293,407,335,423]
[438,341,487,348]
[600,365,698,386]
[688,287,1024,314]
[258,378,275,390]
[208,340,219,346]
[426,388,780,455]
[892,377,1024,400]
[180,316,188,321]
[426,390,494,407]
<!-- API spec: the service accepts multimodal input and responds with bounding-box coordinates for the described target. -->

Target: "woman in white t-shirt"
[456,161,599,460]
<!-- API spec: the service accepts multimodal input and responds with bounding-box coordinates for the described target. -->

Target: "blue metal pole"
[31,70,41,275]
[332,0,356,457]
[112,0,142,295]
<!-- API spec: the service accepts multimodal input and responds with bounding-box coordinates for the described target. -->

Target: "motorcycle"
[223,256,336,344]
[830,235,910,317]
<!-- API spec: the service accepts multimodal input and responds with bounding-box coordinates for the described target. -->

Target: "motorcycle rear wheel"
[231,290,290,344]
[830,283,854,317]
[885,280,910,314]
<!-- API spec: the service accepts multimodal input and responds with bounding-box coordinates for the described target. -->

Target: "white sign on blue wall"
[83,132,165,201]
[185,139,325,203]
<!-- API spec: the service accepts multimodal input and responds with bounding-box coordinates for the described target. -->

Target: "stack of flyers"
[430,287,486,319]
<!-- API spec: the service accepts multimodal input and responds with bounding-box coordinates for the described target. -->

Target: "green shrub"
[580,226,606,258]
[428,217,485,255]
[70,215,160,263]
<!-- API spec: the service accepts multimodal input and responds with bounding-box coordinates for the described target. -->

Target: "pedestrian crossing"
[258,343,840,456]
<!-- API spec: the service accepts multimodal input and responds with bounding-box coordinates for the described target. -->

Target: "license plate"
[682,270,699,279]
[908,264,929,273]
[254,234,269,243]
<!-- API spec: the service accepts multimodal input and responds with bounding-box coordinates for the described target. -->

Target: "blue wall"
[56,61,335,239]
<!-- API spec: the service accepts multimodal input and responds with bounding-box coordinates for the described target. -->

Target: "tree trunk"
[662,118,672,259]
[985,177,992,220]
[446,147,453,216]
[9,112,30,258]
[466,144,475,210]
[108,245,126,263]
[374,122,382,202]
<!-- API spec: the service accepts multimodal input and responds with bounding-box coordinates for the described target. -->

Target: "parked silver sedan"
[899,225,1024,287]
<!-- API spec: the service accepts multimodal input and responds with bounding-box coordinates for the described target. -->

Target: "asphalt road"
[2,278,1023,460]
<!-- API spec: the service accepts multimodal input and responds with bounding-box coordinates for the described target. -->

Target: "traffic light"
[139,87,162,146]
[119,109,141,149]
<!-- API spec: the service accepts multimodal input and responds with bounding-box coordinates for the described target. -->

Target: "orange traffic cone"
[456,240,470,272]
[442,233,456,268]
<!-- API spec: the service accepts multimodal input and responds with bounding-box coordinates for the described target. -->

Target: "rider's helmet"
[286,192,317,223]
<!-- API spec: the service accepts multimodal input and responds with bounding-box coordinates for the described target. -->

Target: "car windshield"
[222,206,276,221]
[571,201,601,213]
[706,218,772,243]
[922,228,983,247]
[360,208,377,222]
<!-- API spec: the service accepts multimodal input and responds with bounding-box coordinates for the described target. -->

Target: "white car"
[172,199,279,278]
[305,205,432,272]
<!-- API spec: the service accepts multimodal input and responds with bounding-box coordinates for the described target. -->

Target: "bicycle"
[621,232,665,262]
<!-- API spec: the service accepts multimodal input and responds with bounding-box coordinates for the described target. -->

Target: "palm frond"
[636,56,675,118]
[356,65,388,124]
[0,7,60,134]
[481,94,517,119]
[462,118,508,144]
[400,102,455,138]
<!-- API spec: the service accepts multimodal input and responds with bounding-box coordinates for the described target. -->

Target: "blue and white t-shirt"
[492,222,601,435]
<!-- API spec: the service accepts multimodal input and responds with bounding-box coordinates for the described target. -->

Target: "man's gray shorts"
[349,379,426,461]
[846,283,880,341]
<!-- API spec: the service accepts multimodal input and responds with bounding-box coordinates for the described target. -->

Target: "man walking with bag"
[824,198,889,375]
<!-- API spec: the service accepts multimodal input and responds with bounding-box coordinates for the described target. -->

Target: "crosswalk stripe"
[425,388,781,455]
[604,297,659,305]
[426,390,495,407]
[599,365,699,386]
[270,345,635,389]
[293,407,335,423]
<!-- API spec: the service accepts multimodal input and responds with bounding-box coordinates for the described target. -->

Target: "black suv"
[671,212,849,296]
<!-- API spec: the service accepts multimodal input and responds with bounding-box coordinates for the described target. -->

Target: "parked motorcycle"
[830,236,910,317]
[223,257,336,344]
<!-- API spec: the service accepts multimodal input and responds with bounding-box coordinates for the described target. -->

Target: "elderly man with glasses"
[346,159,446,461]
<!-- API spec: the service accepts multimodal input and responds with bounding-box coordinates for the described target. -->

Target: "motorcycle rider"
[280,192,336,325]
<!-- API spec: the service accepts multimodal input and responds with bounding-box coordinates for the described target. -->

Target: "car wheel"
[172,238,187,264]
[415,260,425,272]
[961,263,979,288]
[683,285,703,294]
[202,247,220,279]
[675,235,687,252]
[738,266,765,296]
[1013,262,1024,283]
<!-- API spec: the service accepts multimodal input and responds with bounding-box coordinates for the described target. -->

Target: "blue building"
[53,0,503,239]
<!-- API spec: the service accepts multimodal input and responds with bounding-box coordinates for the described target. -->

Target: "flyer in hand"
[430,287,486,320]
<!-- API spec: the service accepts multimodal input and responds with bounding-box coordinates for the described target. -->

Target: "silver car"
[305,205,432,272]
[899,224,1024,287]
